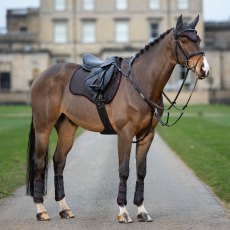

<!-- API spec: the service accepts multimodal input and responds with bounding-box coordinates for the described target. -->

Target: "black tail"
[26,117,49,196]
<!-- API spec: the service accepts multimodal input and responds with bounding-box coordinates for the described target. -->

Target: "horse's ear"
[189,15,199,29]
[176,15,183,30]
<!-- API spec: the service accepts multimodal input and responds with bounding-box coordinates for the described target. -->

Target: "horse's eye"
[180,37,188,44]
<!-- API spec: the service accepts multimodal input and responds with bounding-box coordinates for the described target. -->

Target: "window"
[0,72,11,90]
[82,21,96,43]
[54,22,67,43]
[177,0,189,10]
[180,66,192,87]
[149,22,159,41]
[83,0,95,11]
[116,0,127,10]
[115,21,129,43]
[149,0,160,9]
[20,26,27,32]
[180,66,187,80]
[54,0,66,11]
[56,58,68,63]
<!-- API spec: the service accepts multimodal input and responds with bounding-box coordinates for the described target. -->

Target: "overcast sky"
[0,0,230,28]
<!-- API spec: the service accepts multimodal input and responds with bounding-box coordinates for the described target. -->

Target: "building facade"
[0,8,50,92]
[1,0,229,104]
[39,0,204,62]
[205,22,230,90]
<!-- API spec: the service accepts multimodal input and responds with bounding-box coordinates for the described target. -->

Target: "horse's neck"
[134,32,176,103]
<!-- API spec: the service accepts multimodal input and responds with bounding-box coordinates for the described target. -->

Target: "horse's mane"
[135,28,173,59]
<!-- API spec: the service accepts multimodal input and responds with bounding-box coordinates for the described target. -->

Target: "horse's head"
[173,15,209,79]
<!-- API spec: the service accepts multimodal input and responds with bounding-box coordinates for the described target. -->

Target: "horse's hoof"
[36,211,50,221]
[59,209,75,219]
[117,213,133,223]
[137,212,153,222]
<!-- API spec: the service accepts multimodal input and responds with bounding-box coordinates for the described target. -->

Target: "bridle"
[116,28,207,142]
[174,28,205,78]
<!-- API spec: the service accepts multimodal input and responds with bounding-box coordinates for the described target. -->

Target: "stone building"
[0,8,50,93]
[0,0,229,104]
[205,22,230,90]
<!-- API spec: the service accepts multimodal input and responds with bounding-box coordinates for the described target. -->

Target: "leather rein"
[116,29,205,143]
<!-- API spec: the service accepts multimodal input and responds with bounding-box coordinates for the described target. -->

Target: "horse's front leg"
[116,126,133,223]
[134,129,155,222]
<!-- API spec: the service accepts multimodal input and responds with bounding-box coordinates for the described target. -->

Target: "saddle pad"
[69,67,121,104]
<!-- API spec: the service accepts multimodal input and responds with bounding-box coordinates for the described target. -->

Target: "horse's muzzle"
[196,56,209,80]
[197,69,209,80]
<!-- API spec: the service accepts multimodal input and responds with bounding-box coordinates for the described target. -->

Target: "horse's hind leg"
[33,129,52,221]
[53,115,77,219]
[134,130,155,222]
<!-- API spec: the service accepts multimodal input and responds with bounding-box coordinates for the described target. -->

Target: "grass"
[0,105,83,200]
[157,104,230,209]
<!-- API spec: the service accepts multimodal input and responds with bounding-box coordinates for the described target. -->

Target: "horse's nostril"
[201,64,205,72]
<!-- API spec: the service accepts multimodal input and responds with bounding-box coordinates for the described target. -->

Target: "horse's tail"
[26,117,49,196]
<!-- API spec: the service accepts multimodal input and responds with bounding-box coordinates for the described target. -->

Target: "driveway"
[0,131,229,229]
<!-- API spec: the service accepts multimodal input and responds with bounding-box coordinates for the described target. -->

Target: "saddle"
[82,54,118,101]
[69,54,122,134]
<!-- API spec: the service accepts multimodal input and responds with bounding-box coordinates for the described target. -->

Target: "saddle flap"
[85,61,116,96]
[86,68,107,91]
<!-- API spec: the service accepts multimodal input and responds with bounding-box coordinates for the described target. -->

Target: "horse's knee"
[136,158,147,181]
[53,155,66,174]
[119,160,130,179]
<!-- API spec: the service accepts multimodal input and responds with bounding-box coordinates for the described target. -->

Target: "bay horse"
[26,15,209,223]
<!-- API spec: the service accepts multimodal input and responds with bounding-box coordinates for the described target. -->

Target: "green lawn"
[157,104,230,209]
[0,105,82,200]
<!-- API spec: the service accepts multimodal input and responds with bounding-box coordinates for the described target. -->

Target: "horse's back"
[32,62,79,90]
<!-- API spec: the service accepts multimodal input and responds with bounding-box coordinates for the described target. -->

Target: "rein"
[125,58,198,128]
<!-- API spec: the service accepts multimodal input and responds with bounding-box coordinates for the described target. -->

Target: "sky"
[0,0,230,28]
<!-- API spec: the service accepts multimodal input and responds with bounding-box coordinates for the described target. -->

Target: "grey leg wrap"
[33,180,44,203]
[54,176,65,201]
[117,181,127,206]
[134,181,144,206]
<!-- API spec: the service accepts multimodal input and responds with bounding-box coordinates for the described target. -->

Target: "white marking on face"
[57,198,70,211]
[36,203,47,213]
[202,56,210,76]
